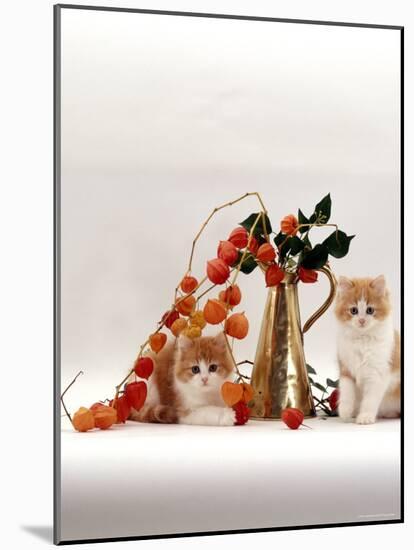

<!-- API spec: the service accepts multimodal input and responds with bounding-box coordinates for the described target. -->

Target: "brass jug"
[250,265,337,419]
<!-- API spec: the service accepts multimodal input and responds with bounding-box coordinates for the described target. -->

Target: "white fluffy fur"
[337,315,396,424]
[336,277,399,424]
[175,337,236,426]
[137,334,236,426]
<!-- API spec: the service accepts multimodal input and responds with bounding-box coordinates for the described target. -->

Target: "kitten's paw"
[356,412,376,425]
[338,406,355,423]
[219,408,236,426]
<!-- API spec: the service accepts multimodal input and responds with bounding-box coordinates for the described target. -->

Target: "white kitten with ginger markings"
[129,332,237,426]
[335,275,400,424]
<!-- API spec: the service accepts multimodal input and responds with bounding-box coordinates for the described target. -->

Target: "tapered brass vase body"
[250,266,337,419]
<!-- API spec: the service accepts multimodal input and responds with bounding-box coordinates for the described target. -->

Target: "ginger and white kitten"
[129,332,237,426]
[335,275,400,424]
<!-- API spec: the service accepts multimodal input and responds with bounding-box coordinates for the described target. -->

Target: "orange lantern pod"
[256,243,276,262]
[134,356,154,379]
[180,275,198,293]
[206,258,230,285]
[94,406,117,430]
[233,400,251,425]
[203,299,227,325]
[298,267,318,283]
[149,332,167,353]
[170,318,188,337]
[225,312,249,340]
[161,309,180,329]
[89,402,107,415]
[221,381,244,406]
[175,295,196,316]
[217,240,239,266]
[218,291,233,309]
[228,227,249,249]
[247,236,259,254]
[110,395,131,423]
[265,264,284,287]
[281,407,304,430]
[280,214,299,236]
[241,382,254,403]
[125,381,147,411]
[328,389,339,412]
[72,407,95,432]
[221,285,242,306]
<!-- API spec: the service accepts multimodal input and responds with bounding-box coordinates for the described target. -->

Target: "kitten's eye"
[350,307,358,315]
[191,366,200,374]
[209,364,218,373]
[366,306,375,315]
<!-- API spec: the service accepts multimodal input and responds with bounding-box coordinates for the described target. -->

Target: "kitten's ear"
[337,276,354,294]
[213,331,227,352]
[370,275,386,296]
[177,335,193,351]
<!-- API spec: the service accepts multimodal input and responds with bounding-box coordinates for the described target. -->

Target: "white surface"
[59,417,401,542]
[2,1,412,550]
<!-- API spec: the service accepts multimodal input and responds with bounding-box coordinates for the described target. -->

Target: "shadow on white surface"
[20,525,53,543]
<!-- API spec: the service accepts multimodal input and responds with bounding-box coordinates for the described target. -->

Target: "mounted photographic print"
[54,4,403,545]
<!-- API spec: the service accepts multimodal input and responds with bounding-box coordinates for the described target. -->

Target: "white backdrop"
[60,8,400,407]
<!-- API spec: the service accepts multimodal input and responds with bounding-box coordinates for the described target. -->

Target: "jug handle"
[302,264,337,334]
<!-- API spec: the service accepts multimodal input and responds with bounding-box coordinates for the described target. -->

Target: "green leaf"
[288,236,305,256]
[302,234,312,250]
[279,240,291,261]
[313,193,332,224]
[306,364,317,375]
[326,378,339,388]
[238,254,258,274]
[273,232,285,247]
[313,382,326,393]
[300,244,329,269]
[323,230,355,259]
[240,212,272,235]
[298,209,309,234]
[308,376,314,384]
[261,213,272,234]
[274,235,304,260]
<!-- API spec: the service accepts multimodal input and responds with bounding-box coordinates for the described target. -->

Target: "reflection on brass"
[250,265,337,419]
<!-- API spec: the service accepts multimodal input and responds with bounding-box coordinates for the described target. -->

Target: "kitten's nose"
[201,377,208,385]
[359,318,366,326]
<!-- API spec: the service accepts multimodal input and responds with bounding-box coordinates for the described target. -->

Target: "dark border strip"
[400,26,405,524]
[58,519,402,546]
[56,4,403,30]
[53,4,62,546]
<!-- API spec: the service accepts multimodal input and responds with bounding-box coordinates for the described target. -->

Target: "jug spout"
[250,277,316,419]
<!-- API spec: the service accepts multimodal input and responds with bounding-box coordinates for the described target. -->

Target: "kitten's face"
[174,333,234,391]
[335,275,391,332]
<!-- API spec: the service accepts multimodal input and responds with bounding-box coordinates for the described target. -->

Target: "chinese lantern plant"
[237,193,354,285]
[61,358,154,432]
[306,364,339,416]
[62,191,352,432]
[62,193,268,432]
[221,380,254,425]
[281,408,305,430]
